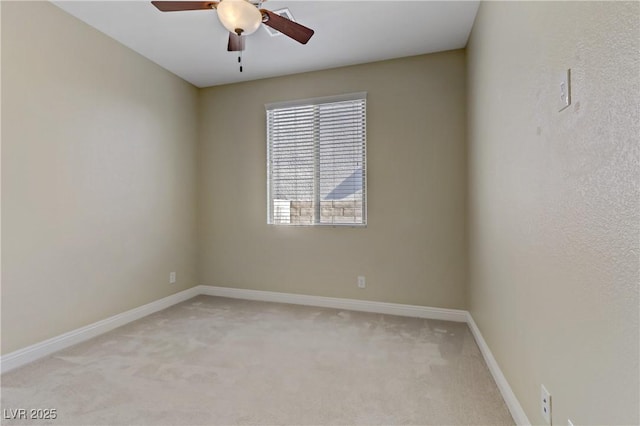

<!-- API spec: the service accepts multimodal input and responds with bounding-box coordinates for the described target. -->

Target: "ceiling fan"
[151,0,315,53]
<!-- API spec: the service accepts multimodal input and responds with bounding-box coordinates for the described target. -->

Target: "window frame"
[266,92,367,227]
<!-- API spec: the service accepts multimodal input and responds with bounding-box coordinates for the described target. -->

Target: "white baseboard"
[198,285,468,323]
[466,312,530,425]
[0,287,200,374]
[1,284,528,426]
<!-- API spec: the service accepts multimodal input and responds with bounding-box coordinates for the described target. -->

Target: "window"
[266,93,367,226]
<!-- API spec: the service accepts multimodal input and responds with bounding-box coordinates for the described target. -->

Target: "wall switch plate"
[541,384,552,424]
[558,69,571,111]
[169,272,176,284]
[568,419,574,426]
[357,276,366,288]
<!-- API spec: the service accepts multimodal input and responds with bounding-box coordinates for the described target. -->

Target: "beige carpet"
[1,296,513,425]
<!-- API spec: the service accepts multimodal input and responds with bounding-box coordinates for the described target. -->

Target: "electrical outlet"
[357,276,366,288]
[169,272,176,284]
[541,384,552,424]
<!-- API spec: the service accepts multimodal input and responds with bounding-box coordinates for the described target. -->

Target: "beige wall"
[1,1,199,354]
[467,2,639,425]
[199,52,468,309]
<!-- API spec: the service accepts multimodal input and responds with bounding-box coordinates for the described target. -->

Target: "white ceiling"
[52,0,479,88]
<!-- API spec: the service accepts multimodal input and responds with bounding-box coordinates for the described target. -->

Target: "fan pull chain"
[238,51,243,73]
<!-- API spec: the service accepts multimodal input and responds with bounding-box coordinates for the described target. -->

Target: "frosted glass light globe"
[217,0,262,36]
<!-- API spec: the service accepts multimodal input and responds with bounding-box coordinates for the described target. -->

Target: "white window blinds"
[267,93,367,226]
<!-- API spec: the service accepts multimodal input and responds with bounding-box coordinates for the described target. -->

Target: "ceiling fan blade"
[260,9,314,44]
[151,1,217,12]
[227,32,245,52]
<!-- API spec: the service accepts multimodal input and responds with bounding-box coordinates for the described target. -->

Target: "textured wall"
[199,52,468,309]
[1,2,199,353]
[467,1,639,424]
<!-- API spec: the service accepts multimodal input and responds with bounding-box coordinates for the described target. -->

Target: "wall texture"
[1,1,199,354]
[199,52,468,309]
[467,2,639,424]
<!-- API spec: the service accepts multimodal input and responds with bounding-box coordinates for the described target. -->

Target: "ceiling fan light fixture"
[217,0,262,36]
